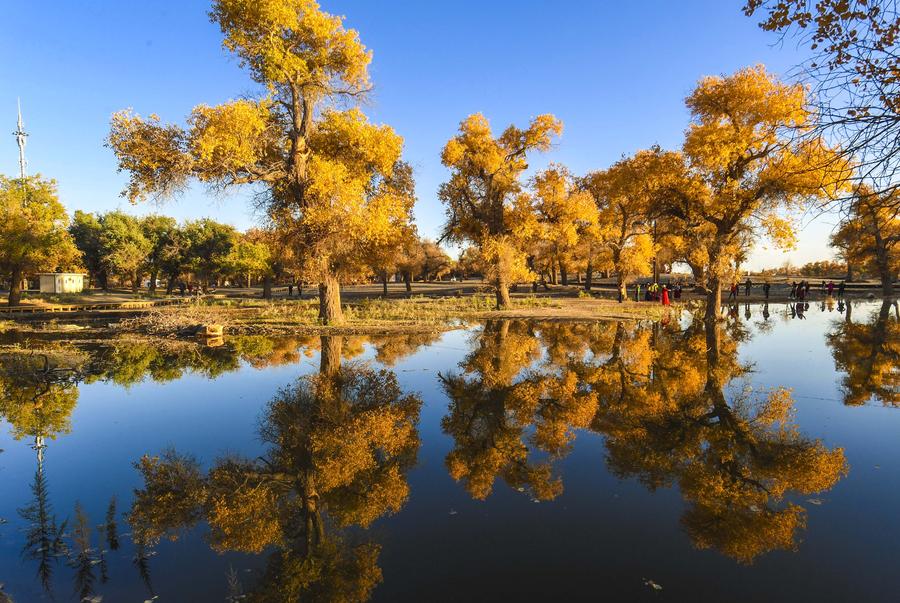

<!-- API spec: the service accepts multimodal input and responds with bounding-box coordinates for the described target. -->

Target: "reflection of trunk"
[262,275,272,299]
[705,276,722,323]
[495,277,511,309]
[8,266,23,306]
[319,335,342,376]
[584,260,593,291]
[318,274,343,324]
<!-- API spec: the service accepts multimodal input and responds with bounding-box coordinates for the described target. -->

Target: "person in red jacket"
[661,285,670,306]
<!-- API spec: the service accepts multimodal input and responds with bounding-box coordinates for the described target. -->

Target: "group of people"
[789,279,845,300]
[724,278,847,301]
[635,282,682,306]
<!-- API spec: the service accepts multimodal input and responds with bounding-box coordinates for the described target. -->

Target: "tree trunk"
[382,270,389,298]
[318,274,344,324]
[320,335,342,377]
[263,275,273,299]
[99,270,109,291]
[148,270,157,293]
[584,260,593,291]
[705,276,722,323]
[403,271,412,292]
[617,273,626,303]
[165,276,175,295]
[8,266,23,306]
[247,272,251,288]
[131,272,140,293]
[846,263,854,282]
[550,265,557,285]
[495,278,511,310]
[560,263,568,286]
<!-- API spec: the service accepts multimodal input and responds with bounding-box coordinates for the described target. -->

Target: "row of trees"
[0,173,457,305]
[70,212,279,294]
[440,66,851,315]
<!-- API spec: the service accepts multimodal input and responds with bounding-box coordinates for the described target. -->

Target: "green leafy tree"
[98,211,152,292]
[70,210,107,290]
[0,175,79,305]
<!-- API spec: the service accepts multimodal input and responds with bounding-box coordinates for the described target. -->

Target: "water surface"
[0,300,897,602]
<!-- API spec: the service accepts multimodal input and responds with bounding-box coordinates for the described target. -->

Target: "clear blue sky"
[0,0,836,269]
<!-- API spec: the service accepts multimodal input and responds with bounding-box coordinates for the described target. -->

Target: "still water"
[0,300,897,602]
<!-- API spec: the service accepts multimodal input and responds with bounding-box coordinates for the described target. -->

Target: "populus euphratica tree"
[108,0,414,324]
[0,176,79,306]
[661,66,851,320]
[439,113,562,308]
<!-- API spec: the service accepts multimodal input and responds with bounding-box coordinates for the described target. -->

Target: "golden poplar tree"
[108,0,414,324]
[439,113,562,308]
[658,66,851,320]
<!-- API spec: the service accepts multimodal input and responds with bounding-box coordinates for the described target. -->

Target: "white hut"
[38,273,85,294]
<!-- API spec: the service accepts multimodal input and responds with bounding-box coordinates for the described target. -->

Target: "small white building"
[38,273,85,294]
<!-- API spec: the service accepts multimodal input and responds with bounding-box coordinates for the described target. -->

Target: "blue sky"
[0,1,835,269]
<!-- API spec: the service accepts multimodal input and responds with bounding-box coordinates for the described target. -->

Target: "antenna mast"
[13,98,27,180]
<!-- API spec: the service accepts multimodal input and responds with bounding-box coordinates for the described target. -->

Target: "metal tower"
[13,98,27,180]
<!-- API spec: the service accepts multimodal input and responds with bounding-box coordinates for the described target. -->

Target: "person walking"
[745,277,753,296]
[288,283,294,297]
[838,280,846,298]
[805,281,811,297]
[827,281,834,297]
[661,285,670,306]
[635,283,641,302]
[728,282,737,301]
[763,282,771,299]
[790,281,797,299]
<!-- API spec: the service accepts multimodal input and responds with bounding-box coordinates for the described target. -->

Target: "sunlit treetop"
[211,0,372,98]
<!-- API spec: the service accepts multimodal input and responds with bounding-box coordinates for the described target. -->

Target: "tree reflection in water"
[439,320,598,501]
[127,335,422,601]
[827,300,900,407]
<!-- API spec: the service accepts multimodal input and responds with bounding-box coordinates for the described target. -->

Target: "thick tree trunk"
[560,263,568,286]
[262,275,273,299]
[247,273,251,288]
[165,277,175,295]
[550,265,557,285]
[319,335,342,377]
[495,278,511,310]
[705,277,722,322]
[8,267,23,306]
[846,263,854,282]
[99,270,109,291]
[318,274,344,324]
[382,270,389,298]
[149,270,158,293]
[131,272,140,293]
[617,273,626,303]
[584,260,593,291]
[403,271,412,292]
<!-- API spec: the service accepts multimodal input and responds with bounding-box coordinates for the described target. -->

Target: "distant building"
[38,273,85,294]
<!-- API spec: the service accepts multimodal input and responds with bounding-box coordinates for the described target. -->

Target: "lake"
[1,299,898,602]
